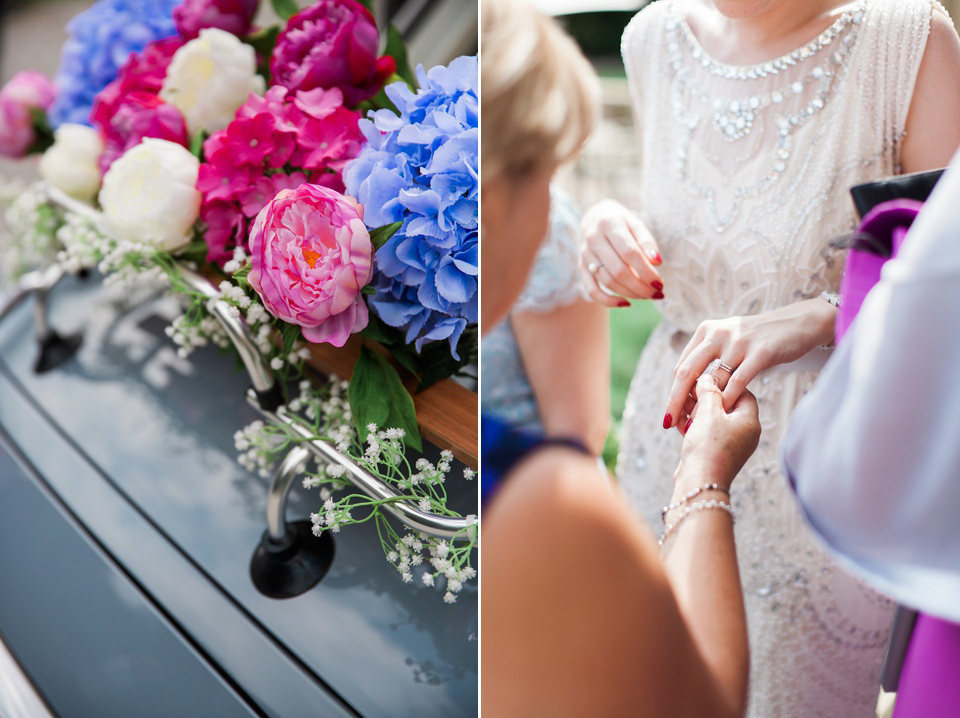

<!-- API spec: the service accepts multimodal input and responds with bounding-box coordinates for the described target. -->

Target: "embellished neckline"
[674,1,866,80]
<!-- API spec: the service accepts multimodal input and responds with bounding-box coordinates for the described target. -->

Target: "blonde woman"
[481,1,761,715]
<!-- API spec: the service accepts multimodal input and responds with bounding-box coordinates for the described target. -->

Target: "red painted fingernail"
[653,291,665,300]
[663,413,672,430]
[684,418,693,433]
[648,250,662,264]
[651,280,664,291]
[617,300,630,308]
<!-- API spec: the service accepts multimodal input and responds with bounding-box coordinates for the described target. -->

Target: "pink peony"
[92,38,188,173]
[0,71,55,158]
[173,0,258,40]
[270,0,396,108]
[248,184,374,347]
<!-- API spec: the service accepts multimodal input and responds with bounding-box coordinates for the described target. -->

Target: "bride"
[580,0,960,715]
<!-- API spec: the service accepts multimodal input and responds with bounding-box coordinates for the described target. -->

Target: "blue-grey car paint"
[0,275,478,717]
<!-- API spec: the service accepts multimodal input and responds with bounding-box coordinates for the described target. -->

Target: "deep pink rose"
[173,0,258,40]
[248,183,374,346]
[270,0,396,107]
[0,71,55,158]
[92,38,188,173]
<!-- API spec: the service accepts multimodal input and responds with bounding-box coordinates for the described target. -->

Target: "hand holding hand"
[675,374,761,492]
[664,298,837,430]
[579,199,664,307]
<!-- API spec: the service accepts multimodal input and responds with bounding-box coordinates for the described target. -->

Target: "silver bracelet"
[658,499,735,547]
[819,290,842,307]
[661,483,730,521]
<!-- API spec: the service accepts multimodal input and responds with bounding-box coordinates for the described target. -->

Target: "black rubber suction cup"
[33,330,82,374]
[250,520,335,599]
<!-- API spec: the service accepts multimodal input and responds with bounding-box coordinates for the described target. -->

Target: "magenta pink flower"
[270,0,396,107]
[173,0,258,40]
[197,85,364,263]
[0,71,55,158]
[248,184,374,346]
[92,38,188,173]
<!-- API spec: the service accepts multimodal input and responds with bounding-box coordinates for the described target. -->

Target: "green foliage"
[369,220,403,251]
[384,23,416,88]
[270,0,298,21]
[348,347,422,450]
[189,130,208,160]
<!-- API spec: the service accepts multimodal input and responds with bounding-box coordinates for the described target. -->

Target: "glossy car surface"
[0,274,477,717]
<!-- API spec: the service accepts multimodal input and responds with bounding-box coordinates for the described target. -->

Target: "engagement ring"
[705,359,735,375]
[587,261,601,274]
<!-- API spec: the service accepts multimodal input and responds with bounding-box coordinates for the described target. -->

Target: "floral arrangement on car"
[0,0,478,603]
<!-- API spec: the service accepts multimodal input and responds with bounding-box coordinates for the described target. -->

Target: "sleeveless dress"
[618,1,942,715]
[481,186,583,430]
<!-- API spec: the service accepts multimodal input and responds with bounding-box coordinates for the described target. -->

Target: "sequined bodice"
[623,0,932,332]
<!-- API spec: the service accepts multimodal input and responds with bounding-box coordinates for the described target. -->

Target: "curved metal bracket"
[251,446,334,599]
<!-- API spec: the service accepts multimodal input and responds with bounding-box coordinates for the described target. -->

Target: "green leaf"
[358,313,397,344]
[385,23,416,88]
[361,285,376,296]
[270,0,298,20]
[348,347,422,450]
[369,221,403,251]
[189,130,208,161]
[242,25,281,57]
[25,107,54,155]
[278,321,301,356]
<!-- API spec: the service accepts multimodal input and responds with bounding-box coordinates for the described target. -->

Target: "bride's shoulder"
[621,0,677,54]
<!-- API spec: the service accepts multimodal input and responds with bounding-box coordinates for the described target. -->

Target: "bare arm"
[900,6,960,173]
[511,299,610,455]
[482,375,759,717]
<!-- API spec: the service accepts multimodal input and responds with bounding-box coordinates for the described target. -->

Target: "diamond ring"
[587,261,601,274]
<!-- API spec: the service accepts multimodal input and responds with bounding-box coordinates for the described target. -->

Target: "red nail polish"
[617,300,630,308]
[663,413,672,430]
[653,291,665,300]
[684,418,693,433]
[651,280,664,291]
[648,250,662,265]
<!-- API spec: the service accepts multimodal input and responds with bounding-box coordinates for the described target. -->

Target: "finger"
[664,347,716,429]
[591,234,658,298]
[623,212,662,266]
[728,387,759,418]
[674,393,697,435]
[692,372,724,414]
[675,324,708,373]
[580,265,629,308]
[721,355,765,411]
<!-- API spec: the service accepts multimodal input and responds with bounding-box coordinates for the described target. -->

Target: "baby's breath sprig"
[234,377,478,603]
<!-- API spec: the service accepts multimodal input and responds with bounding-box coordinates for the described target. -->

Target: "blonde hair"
[481,0,601,185]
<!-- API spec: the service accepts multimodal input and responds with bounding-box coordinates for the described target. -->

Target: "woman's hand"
[664,298,836,431]
[675,374,761,492]
[579,199,664,308]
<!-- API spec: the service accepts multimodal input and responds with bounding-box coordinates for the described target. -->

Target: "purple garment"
[895,614,960,718]
[836,199,922,341]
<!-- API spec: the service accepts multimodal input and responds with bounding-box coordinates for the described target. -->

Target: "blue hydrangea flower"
[344,55,478,359]
[48,0,180,127]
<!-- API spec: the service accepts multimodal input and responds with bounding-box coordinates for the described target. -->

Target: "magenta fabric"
[836,199,923,342]
[894,614,960,718]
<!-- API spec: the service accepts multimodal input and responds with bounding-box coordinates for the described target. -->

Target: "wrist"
[673,457,734,497]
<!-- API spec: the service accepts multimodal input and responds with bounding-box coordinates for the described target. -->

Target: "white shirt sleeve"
[782,151,960,622]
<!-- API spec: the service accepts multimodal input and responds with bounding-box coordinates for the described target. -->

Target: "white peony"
[159,28,264,135]
[39,124,104,202]
[99,138,201,252]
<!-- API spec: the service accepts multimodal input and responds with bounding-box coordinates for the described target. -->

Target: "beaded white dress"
[619,1,942,715]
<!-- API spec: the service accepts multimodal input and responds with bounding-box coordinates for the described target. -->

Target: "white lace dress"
[619,1,941,715]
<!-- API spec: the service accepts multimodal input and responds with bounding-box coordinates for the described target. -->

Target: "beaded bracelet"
[661,483,731,521]
[658,499,735,547]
